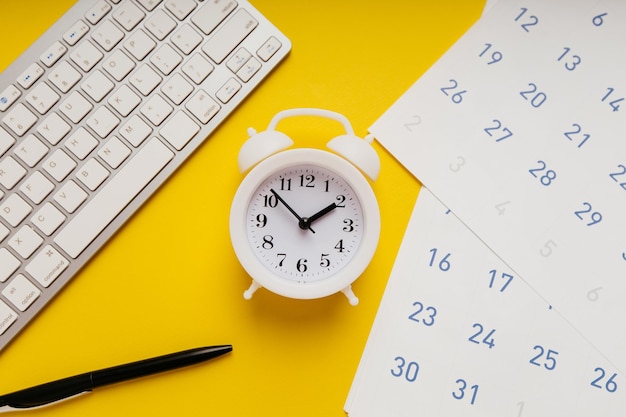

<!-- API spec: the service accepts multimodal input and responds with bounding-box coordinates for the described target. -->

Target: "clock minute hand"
[270,189,316,233]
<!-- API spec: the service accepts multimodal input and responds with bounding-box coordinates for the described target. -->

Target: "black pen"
[0,344,232,412]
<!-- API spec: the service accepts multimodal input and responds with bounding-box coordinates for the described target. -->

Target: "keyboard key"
[0,85,21,112]
[0,126,16,156]
[31,203,66,236]
[87,106,120,138]
[85,0,112,25]
[9,225,43,259]
[103,50,136,81]
[165,0,197,20]
[161,73,193,105]
[108,85,141,117]
[0,156,27,190]
[26,83,60,115]
[64,127,98,160]
[257,36,282,62]
[25,245,68,288]
[98,136,131,169]
[0,222,8,242]
[3,103,38,137]
[0,301,17,335]
[20,171,54,204]
[59,91,93,123]
[40,41,68,67]
[70,41,104,72]
[182,53,213,84]
[76,158,109,191]
[92,19,125,52]
[227,48,252,73]
[119,114,152,147]
[202,9,258,64]
[14,134,48,167]
[236,57,261,82]
[0,248,20,282]
[144,9,176,40]
[81,70,115,102]
[160,111,199,150]
[43,149,76,182]
[113,1,146,31]
[171,23,202,55]
[0,194,33,227]
[48,61,82,93]
[216,77,241,103]
[17,63,44,89]
[150,44,182,75]
[136,0,163,12]
[191,0,236,35]
[54,138,174,258]
[123,29,156,61]
[130,64,162,96]
[54,180,88,214]
[141,94,173,125]
[0,194,31,227]
[37,112,72,145]
[185,89,220,123]
[63,20,90,46]
[2,274,40,312]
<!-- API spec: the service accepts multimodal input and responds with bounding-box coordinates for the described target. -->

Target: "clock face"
[246,164,364,283]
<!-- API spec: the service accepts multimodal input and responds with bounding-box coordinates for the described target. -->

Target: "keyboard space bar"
[55,138,174,258]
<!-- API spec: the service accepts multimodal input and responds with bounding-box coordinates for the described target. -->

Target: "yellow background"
[0,1,484,415]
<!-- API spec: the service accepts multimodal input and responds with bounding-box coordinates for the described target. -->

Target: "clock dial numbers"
[247,165,364,283]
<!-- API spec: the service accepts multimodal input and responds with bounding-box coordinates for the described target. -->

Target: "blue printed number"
[484,119,513,142]
[574,202,603,226]
[453,379,479,405]
[564,123,590,148]
[515,7,539,32]
[520,83,547,108]
[479,43,503,65]
[440,79,466,104]
[591,367,618,393]
[602,88,623,112]
[488,269,514,292]
[529,345,559,370]
[428,248,451,272]
[468,323,496,349]
[529,160,557,186]
[609,165,626,190]
[408,301,437,326]
[391,356,420,382]
[557,47,582,71]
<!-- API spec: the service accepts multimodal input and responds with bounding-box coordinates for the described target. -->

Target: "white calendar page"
[370,0,626,372]
[345,189,625,416]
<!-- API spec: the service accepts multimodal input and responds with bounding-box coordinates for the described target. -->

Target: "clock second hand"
[270,188,316,233]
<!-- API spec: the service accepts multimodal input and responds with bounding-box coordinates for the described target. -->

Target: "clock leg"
[341,286,359,306]
[243,280,262,300]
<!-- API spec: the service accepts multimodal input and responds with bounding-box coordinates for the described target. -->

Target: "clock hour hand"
[270,189,316,233]
[304,202,338,228]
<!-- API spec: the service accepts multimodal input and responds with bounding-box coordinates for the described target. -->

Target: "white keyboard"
[0,0,290,352]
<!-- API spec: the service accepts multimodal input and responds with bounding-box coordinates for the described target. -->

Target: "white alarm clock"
[229,108,380,305]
